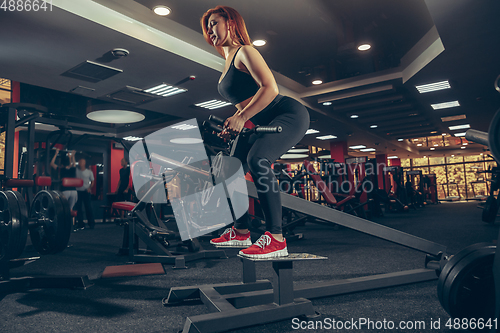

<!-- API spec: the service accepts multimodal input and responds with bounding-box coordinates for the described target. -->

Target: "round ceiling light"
[280,153,309,159]
[312,80,323,85]
[358,44,371,51]
[287,148,309,153]
[153,5,171,16]
[170,138,203,144]
[87,110,145,123]
[253,40,266,46]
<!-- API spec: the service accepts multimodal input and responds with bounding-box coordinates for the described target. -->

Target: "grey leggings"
[234,95,310,234]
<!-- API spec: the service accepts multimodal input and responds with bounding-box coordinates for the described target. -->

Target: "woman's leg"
[245,99,310,239]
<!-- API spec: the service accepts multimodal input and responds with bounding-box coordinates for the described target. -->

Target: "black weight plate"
[49,191,72,253]
[437,243,490,308]
[0,191,22,261]
[482,196,498,223]
[29,190,68,254]
[439,245,496,319]
[488,107,500,163]
[5,191,29,259]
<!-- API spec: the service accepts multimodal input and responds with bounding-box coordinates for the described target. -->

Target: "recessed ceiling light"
[87,110,145,123]
[153,5,171,16]
[350,114,359,119]
[195,99,232,110]
[280,153,309,159]
[360,148,376,152]
[416,80,451,93]
[431,101,460,110]
[448,124,470,130]
[370,125,378,128]
[454,132,466,137]
[423,156,427,158]
[417,143,423,146]
[434,144,439,147]
[441,114,466,122]
[349,145,366,149]
[312,80,323,85]
[387,156,399,159]
[442,133,447,136]
[306,129,320,135]
[358,44,371,51]
[123,136,143,141]
[430,148,435,150]
[463,142,468,145]
[461,146,466,149]
[316,135,337,140]
[252,40,266,46]
[323,102,332,106]
[170,138,203,144]
[430,131,438,134]
[144,83,187,97]
[398,138,404,141]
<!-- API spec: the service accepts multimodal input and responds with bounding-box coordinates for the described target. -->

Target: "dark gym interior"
[1,1,500,332]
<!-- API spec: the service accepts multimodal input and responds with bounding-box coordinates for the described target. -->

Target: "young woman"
[201,6,310,258]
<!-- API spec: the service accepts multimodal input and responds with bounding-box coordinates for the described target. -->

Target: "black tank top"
[217,47,259,105]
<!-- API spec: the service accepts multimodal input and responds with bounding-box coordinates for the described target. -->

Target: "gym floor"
[0,201,497,333]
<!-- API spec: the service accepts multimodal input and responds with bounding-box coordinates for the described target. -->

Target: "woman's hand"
[219,113,246,140]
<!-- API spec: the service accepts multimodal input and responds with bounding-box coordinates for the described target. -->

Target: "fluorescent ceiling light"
[461,146,466,149]
[360,148,376,152]
[442,133,447,136]
[317,154,332,159]
[416,80,451,93]
[316,135,337,140]
[417,143,423,146]
[153,5,171,16]
[252,40,266,46]
[312,80,323,85]
[387,156,399,159]
[463,143,468,145]
[170,138,203,144]
[171,123,197,130]
[349,145,366,149]
[195,99,232,110]
[370,125,378,128]
[431,101,460,110]
[144,83,187,97]
[280,153,309,159]
[448,124,470,130]
[306,129,320,135]
[441,114,466,122]
[430,148,435,150]
[350,115,359,119]
[87,110,145,123]
[323,102,332,106]
[398,138,404,141]
[454,132,466,137]
[358,44,371,51]
[123,136,143,141]
[434,144,439,147]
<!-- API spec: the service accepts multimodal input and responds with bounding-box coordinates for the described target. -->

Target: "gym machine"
[162,115,499,332]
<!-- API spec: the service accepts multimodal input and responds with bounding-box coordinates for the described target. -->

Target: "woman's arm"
[235,45,279,120]
[223,46,279,134]
[50,148,59,170]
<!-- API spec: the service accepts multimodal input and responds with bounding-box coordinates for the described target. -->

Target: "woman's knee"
[247,155,271,176]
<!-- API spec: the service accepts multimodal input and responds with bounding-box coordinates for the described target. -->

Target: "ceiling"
[0,0,499,160]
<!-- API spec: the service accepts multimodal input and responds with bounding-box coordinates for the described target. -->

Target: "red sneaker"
[210,227,251,248]
[238,232,288,259]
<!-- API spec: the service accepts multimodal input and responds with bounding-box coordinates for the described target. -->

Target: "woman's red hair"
[201,6,252,58]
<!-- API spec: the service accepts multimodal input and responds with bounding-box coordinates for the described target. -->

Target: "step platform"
[165,253,327,333]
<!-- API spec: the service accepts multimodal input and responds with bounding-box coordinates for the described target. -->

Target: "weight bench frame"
[114,202,227,269]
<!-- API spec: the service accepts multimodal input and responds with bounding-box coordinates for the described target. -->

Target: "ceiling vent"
[61,60,122,83]
[103,86,163,105]
[69,86,95,95]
